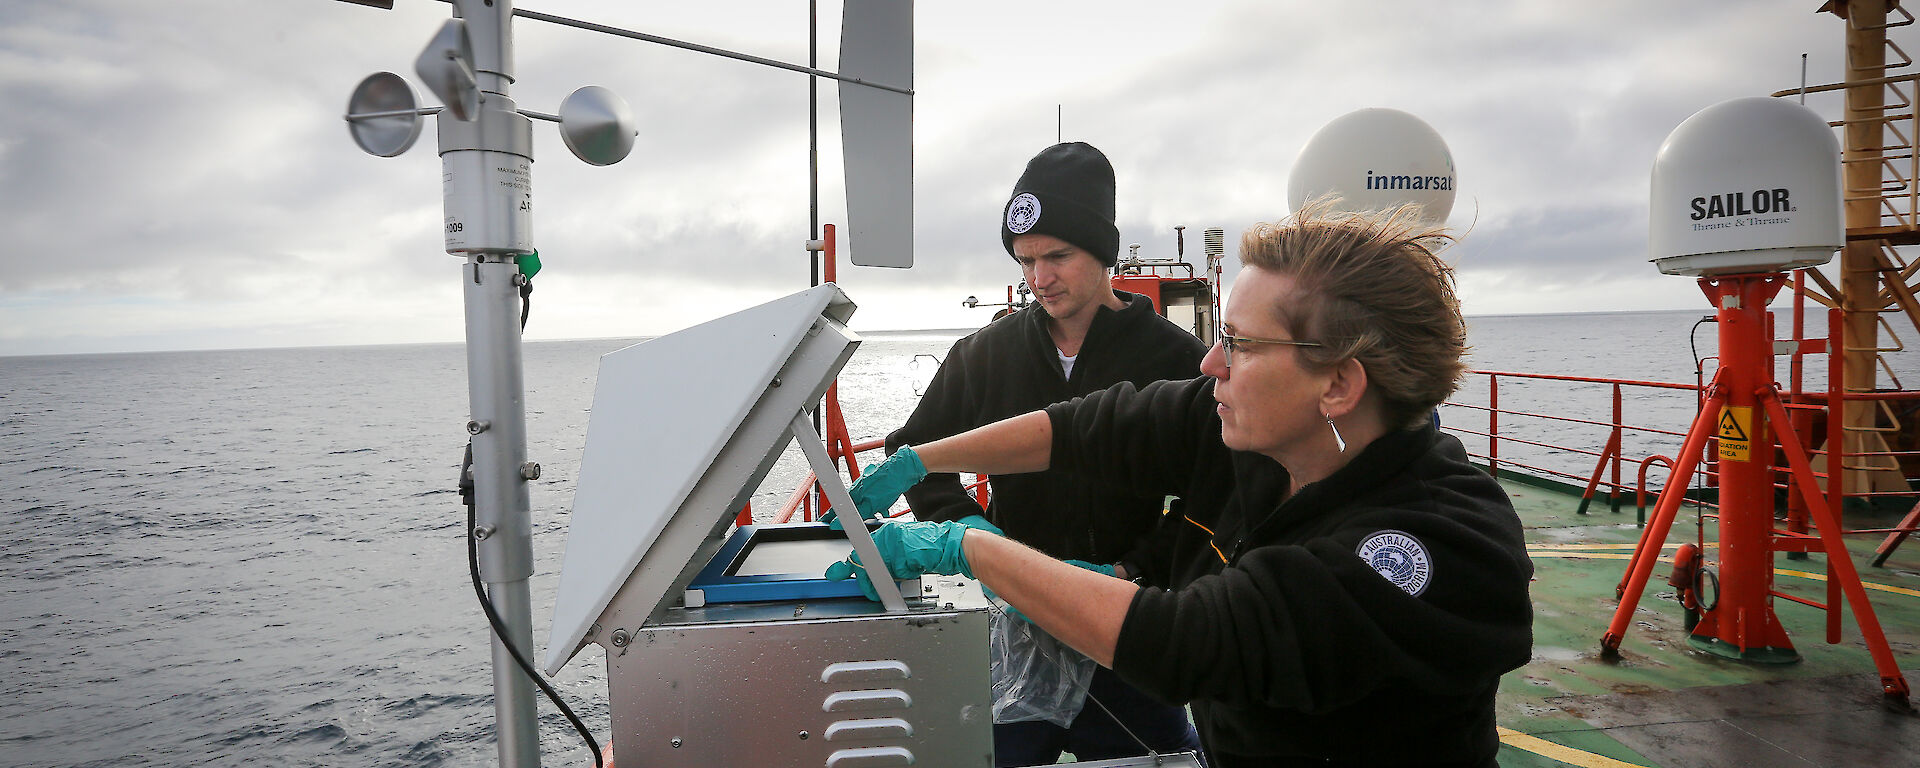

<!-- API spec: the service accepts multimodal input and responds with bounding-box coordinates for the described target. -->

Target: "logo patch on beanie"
[1356,529,1432,596]
[1006,193,1041,234]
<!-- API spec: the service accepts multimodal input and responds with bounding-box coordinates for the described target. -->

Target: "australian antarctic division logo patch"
[1356,529,1432,596]
[1006,193,1042,234]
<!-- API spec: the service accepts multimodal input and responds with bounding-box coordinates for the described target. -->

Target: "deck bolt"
[670,738,682,748]
[610,629,630,648]
[771,376,783,388]
[472,525,495,541]
[467,420,489,434]
[798,731,809,740]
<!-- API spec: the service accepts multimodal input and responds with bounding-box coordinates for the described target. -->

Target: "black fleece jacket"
[886,291,1206,562]
[1045,377,1534,768]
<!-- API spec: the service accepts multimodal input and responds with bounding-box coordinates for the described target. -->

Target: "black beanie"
[1000,142,1119,267]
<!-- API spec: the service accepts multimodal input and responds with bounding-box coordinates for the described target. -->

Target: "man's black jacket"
[885,291,1206,562]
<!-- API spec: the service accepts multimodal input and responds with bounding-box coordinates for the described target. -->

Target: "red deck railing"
[1444,369,1705,520]
[1443,369,1919,518]
[1440,308,1920,568]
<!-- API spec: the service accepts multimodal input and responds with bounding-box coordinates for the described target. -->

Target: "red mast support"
[1602,271,1910,701]
[816,224,862,517]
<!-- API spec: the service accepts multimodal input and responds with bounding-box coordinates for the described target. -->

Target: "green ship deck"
[1492,474,1920,768]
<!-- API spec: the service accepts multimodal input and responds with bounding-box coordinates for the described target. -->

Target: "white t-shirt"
[1058,349,1077,380]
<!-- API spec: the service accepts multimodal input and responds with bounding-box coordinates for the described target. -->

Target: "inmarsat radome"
[1649,96,1843,276]
[1288,108,1457,224]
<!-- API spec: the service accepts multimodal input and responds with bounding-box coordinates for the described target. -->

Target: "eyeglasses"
[1217,329,1321,370]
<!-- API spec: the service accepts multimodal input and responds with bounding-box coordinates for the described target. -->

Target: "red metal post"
[774,472,816,524]
[1829,552,1844,645]
[1580,384,1628,515]
[1611,383,1624,512]
[823,223,837,283]
[814,223,843,518]
[1577,432,1620,516]
[1488,375,1500,476]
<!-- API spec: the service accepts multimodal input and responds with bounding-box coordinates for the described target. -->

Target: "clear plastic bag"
[987,599,1097,726]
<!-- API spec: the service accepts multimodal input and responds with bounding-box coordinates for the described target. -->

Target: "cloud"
[0,0,1880,354]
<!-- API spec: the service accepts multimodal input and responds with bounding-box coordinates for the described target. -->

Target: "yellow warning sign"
[1717,406,1752,462]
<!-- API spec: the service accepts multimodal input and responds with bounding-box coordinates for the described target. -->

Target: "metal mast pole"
[444,0,542,765]
[811,0,821,287]
[810,1,824,441]
[336,1,910,761]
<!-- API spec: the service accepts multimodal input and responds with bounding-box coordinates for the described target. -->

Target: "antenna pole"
[1057,103,1062,143]
[445,0,542,765]
[810,0,821,289]
[809,0,823,437]
[1800,53,1809,104]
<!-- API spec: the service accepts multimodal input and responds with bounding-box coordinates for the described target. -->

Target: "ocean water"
[1,308,1913,767]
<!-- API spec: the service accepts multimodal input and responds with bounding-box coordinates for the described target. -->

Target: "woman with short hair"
[830,202,1534,767]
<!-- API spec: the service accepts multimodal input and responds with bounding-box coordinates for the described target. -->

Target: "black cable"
[460,444,604,767]
[1687,315,1718,545]
[519,280,533,330]
[1689,315,1715,374]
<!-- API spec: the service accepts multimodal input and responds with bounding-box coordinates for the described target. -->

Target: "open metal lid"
[543,284,858,674]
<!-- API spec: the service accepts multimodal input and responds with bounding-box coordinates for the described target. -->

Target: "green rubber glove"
[955,514,1003,536]
[824,520,973,602]
[821,446,928,529]
[1064,559,1117,578]
[984,559,1116,622]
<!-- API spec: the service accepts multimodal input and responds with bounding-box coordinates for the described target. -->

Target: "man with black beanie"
[884,142,1208,765]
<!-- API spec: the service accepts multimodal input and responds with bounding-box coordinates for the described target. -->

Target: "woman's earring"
[1326,413,1347,453]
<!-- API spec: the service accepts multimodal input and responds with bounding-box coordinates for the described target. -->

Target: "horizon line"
[0,307,1721,360]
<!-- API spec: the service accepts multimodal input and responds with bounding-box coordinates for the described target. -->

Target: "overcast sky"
[0,1,1867,356]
